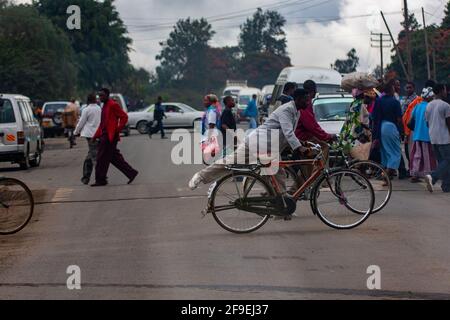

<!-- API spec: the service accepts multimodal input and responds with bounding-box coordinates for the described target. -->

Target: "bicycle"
[204,143,375,234]
[282,141,392,214]
[0,178,34,235]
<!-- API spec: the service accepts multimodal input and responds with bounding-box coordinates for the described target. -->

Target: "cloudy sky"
[18,0,448,73]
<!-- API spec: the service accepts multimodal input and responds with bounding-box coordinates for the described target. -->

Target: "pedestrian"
[277,82,297,105]
[424,84,450,193]
[74,93,102,185]
[407,87,437,183]
[62,98,80,148]
[372,80,404,179]
[220,96,237,155]
[91,88,139,187]
[401,81,418,115]
[201,94,221,135]
[244,94,258,130]
[149,96,167,139]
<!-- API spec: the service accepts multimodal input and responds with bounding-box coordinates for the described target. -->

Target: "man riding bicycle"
[189,89,312,191]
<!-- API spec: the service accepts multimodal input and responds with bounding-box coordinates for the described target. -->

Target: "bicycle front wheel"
[210,172,275,234]
[0,178,34,235]
[311,169,374,230]
[348,160,392,214]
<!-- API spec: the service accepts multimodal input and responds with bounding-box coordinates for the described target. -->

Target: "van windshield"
[239,95,252,106]
[0,99,16,123]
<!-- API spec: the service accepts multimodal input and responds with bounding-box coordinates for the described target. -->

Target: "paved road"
[0,131,449,300]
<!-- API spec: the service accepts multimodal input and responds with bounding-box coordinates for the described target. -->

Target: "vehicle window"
[239,95,251,106]
[165,105,182,113]
[43,104,67,116]
[0,99,17,124]
[316,85,342,94]
[18,101,33,123]
[25,102,37,123]
[313,99,352,121]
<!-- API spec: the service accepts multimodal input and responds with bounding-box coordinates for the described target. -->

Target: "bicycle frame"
[267,158,326,201]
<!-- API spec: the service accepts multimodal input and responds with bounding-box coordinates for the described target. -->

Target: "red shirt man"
[92,88,138,187]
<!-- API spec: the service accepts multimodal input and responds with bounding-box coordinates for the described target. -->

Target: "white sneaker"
[189,173,203,190]
[425,175,434,193]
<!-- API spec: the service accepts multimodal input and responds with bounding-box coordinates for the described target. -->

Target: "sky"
[16,0,448,74]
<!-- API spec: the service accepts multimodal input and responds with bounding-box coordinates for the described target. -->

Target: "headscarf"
[421,87,434,99]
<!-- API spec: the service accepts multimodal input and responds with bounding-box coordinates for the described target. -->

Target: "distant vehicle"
[41,101,69,137]
[313,94,353,135]
[270,66,343,112]
[0,94,43,169]
[223,80,248,97]
[110,93,131,136]
[236,87,263,122]
[128,103,203,134]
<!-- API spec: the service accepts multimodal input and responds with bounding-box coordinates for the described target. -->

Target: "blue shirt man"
[244,95,258,129]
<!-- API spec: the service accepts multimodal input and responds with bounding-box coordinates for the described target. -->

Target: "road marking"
[51,188,74,202]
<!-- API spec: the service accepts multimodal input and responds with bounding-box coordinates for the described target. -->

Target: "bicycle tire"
[210,171,275,234]
[310,169,375,230]
[348,160,392,214]
[0,178,34,235]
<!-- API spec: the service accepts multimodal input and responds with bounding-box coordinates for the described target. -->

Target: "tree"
[156,18,215,89]
[0,4,77,100]
[333,48,360,74]
[443,0,450,29]
[35,0,132,90]
[239,8,287,57]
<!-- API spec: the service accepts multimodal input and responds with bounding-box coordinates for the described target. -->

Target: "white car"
[128,103,204,134]
[313,94,354,135]
[0,94,43,169]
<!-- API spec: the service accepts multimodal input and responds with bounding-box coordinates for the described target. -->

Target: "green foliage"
[0,4,77,100]
[156,18,215,87]
[443,0,450,29]
[35,0,132,90]
[239,8,287,57]
[333,48,360,74]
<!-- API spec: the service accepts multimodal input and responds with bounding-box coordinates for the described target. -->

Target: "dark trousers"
[95,135,137,184]
[432,144,450,192]
[82,138,98,182]
[150,119,165,137]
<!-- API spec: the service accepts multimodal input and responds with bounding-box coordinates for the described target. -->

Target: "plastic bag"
[201,132,221,165]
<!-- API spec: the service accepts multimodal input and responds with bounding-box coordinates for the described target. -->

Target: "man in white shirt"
[74,93,102,185]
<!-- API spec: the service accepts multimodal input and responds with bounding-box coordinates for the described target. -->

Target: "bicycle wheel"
[210,172,275,234]
[311,169,374,230]
[0,178,34,235]
[348,160,392,214]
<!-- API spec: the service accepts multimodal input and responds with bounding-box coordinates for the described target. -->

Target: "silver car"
[0,94,43,169]
[128,103,204,134]
[313,94,354,135]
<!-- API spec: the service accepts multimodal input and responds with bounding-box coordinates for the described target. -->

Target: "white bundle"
[341,72,379,92]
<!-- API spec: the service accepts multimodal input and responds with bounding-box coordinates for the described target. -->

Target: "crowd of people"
[191,78,450,195]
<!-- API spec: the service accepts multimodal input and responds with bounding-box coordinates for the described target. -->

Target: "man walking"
[62,98,80,148]
[92,88,139,187]
[244,94,258,130]
[220,96,237,155]
[149,96,167,139]
[425,84,450,193]
[74,93,101,185]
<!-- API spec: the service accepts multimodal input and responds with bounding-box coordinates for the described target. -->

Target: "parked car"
[41,101,69,137]
[0,94,43,169]
[110,93,131,136]
[128,103,204,134]
[313,94,353,135]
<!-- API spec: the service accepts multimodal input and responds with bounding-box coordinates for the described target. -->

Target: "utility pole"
[371,32,391,79]
[422,7,431,80]
[381,10,411,81]
[403,0,414,80]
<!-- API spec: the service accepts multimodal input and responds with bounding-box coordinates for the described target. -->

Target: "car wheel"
[30,143,42,168]
[136,121,149,134]
[20,148,31,170]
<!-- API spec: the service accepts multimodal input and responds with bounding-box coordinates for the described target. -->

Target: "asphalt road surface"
[0,131,449,300]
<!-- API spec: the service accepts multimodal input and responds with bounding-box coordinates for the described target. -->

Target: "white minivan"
[270,66,343,112]
[0,94,43,169]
